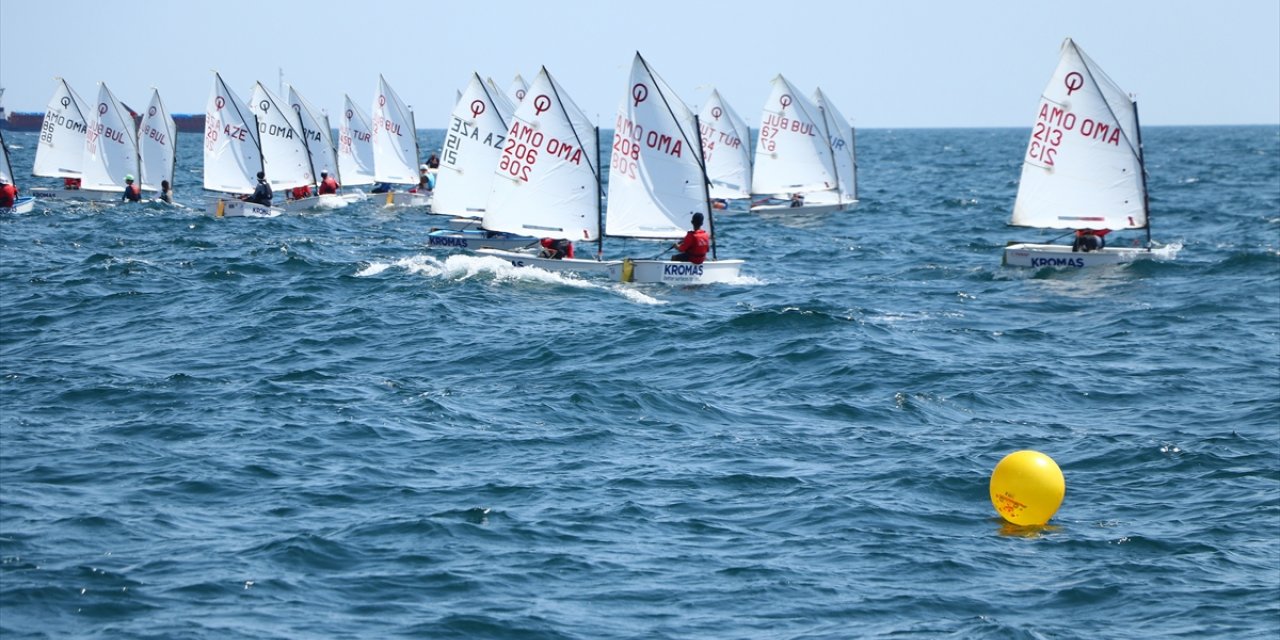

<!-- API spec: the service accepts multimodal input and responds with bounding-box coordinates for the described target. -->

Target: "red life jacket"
[292,186,312,200]
[677,229,710,264]
[318,177,339,195]
[0,183,16,207]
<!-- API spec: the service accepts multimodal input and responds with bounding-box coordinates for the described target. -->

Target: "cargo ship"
[2,110,205,133]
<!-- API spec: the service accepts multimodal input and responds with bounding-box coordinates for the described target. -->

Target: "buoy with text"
[989,450,1065,526]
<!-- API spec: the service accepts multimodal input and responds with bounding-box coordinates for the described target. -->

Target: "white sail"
[203,72,263,195]
[813,87,857,202]
[139,88,176,192]
[699,89,753,199]
[287,84,339,182]
[371,75,419,185]
[0,129,15,184]
[249,82,313,190]
[32,78,91,179]
[81,82,140,193]
[432,73,516,219]
[338,94,375,186]
[506,74,528,105]
[604,52,706,239]
[483,66,600,241]
[1011,38,1146,230]
[751,74,837,196]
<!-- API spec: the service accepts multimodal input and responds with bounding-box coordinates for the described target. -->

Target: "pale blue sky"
[1,0,1277,128]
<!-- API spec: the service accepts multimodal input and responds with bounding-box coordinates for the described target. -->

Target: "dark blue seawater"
[1,126,1277,639]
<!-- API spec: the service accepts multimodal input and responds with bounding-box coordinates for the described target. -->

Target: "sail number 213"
[1028,122,1063,166]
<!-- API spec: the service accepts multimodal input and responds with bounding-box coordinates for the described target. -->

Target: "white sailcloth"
[751,74,837,196]
[370,75,419,185]
[139,88,176,192]
[338,94,375,186]
[506,74,528,105]
[287,84,339,182]
[483,66,600,241]
[249,82,314,190]
[203,72,263,195]
[0,129,15,184]
[432,73,516,219]
[813,87,857,202]
[33,78,91,179]
[604,52,707,239]
[699,89,753,199]
[82,83,140,192]
[1011,38,1146,230]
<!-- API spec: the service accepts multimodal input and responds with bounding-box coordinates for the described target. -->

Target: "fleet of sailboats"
[2,40,1170,278]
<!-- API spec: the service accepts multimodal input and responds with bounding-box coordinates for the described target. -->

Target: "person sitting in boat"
[371,182,392,194]
[243,171,273,205]
[672,212,710,264]
[711,198,728,210]
[160,180,173,204]
[0,179,17,209]
[122,175,142,202]
[539,237,574,260]
[427,154,440,170]
[64,177,81,190]
[289,184,313,200]
[317,171,339,195]
[1072,228,1109,252]
[789,193,804,208]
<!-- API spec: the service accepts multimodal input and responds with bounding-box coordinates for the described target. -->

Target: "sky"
[1,0,1277,129]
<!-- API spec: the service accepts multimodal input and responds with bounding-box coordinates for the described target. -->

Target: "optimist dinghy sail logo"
[470,100,486,119]
[516,89,526,101]
[345,109,353,120]
[259,100,270,112]
[148,106,157,117]
[378,95,386,108]
[60,96,71,108]
[710,106,722,121]
[98,103,108,116]
[632,83,648,107]
[1064,72,1084,96]
[215,96,225,110]
[532,95,551,116]
[779,94,793,109]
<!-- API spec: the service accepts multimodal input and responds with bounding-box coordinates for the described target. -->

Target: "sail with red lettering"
[750,74,838,198]
[139,88,176,193]
[370,75,419,185]
[249,82,314,190]
[338,94,376,186]
[81,82,140,193]
[506,74,528,105]
[604,52,707,239]
[204,72,263,195]
[813,87,858,203]
[432,73,516,219]
[483,66,600,241]
[1011,38,1146,230]
[33,78,91,179]
[699,89,753,200]
[287,84,339,184]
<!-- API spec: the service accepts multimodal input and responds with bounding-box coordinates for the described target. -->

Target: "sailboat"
[0,129,37,213]
[426,72,541,251]
[370,75,428,207]
[276,84,359,210]
[813,87,858,205]
[29,79,114,202]
[203,72,279,218]
[698,89,753,203]
[1003,38,1155,267]
[475,66,614,274]
[337,94,376,188]
[249,81,318,211]
[139,88,177,202]
[505,74,528,105]
[601,52,744,284]
[749,74,855,214]
[81,82,141,201]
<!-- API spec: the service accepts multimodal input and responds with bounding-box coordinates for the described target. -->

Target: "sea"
[1,125,1277,639]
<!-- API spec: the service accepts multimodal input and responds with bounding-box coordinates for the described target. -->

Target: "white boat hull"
[475,248,619,274]
[426,230,541,252]
[378,190,431,208]
[1003,243,1153,268]
[277,194,352,212]
[28,188,120,202]
[749,201,849,215]
[206,199,283,218]
[1,197,36,214]
[609,258,746,284]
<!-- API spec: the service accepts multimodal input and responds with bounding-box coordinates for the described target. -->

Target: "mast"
[694,114,717,261]
[1132,98,1151,247]
[594,125,603,259]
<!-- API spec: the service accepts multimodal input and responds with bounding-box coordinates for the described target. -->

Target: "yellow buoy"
[989,450,1065,526]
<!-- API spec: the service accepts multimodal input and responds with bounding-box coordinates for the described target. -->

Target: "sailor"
[64,177,82,190]
[1072,229,1106,252]
[672,212,710,264]
[122,175,142,202]
[317,170,340,195]
[789,193,804,208]
[290,184,312,200]
[245,171,273,205]
[160,180,173,204]
[539,237,574,260]
[0,178,17,208]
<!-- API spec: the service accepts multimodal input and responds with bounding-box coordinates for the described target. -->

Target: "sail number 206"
[1028,122,1063,166]
[500,139,536,181]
